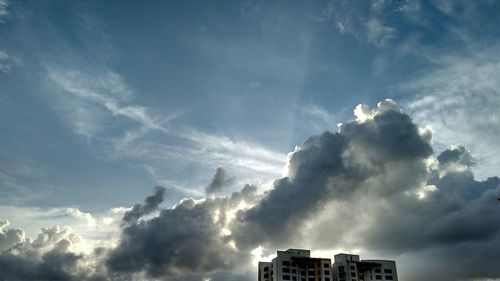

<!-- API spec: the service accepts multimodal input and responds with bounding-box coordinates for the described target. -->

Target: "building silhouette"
[332,253,398,281]
[258,249,397,281]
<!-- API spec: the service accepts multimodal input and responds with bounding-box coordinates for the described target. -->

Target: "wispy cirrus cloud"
[0,0,8,22]
[403,47,500,180]
[47,67,167,132]
[320,0,397,47]
[47,65,285,193]
[0,50,15,73]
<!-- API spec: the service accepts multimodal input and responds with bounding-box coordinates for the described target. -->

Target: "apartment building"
[258,249,333,281]
[258,250,397,281]
[332,254,398,281]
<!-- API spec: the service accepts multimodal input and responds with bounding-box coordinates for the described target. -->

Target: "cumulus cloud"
[107,184,259,279]
[205,167,236,195]
[65,208,97,227]
[97,98,494,281]
[0,225,108,281]
[232,99,434,250]
[0,220,25,252]
[2,100,500,281]
[230,100,498,281]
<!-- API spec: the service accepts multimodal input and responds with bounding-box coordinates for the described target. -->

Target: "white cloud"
[353,99,401,123]
[46,64,285,196]
[0,219,25,252]
[0,49,13,73]
[300,104,336,123]
[321,1,398,47]
[0,0,8,22]
[404,48,500,179]
[64,208,96,227]
[47,67,166,132]
[0,205,124,252]
[366,18,396,47]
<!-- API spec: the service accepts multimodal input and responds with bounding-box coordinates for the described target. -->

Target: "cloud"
[105,100,499,281]
[232,99,434,249]
[46,65,285,195]
[404,46,500,179]
[0,49,14,73]
[2,100,500,281]
[0,220,25,252]
[96,100,500,280]
[365,18,395,47]
[0,225,109,281]
[107,184,259,279]
[64,208,97,228]
[205,167,236,195]
[437,145,476,174]
[122,186,166,224]
[47,67,167,132]
[321,0,398,47]
[0,0,8,22]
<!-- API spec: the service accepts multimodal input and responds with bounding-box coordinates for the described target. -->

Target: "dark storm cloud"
[437,145,475,168]
[2,100,500,281]
[228,100,499,280]
[107,184,258,278]
[232,102,433,248]
[122,186,166,224]
[106,100,500,281]
[231,131,348,248]
[205,167,236,195]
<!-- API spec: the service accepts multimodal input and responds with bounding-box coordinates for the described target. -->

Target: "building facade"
[332,254,398,281]
[258,250,397,281]
[258,249,333,281]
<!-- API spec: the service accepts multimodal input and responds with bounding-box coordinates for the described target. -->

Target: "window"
[283,275,291,280]
[374,269,381,274]
[324,270,330,275]
[384,269,392,274]
[292,269,297,274]
[264,273,269,278]
[339,266,345,272]
[283,261,291,266]
[385,276,393,280]
[351,272,356,277]
[325,263,330,268]
[264,267,269,272]
[292,277,297,281]
[301,278,306,281]
[350,265,355,270]
[283,268,290,273]
[325,278,330,281]
[375,275,382,280]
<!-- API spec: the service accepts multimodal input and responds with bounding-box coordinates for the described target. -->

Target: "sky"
[1,0,500,280]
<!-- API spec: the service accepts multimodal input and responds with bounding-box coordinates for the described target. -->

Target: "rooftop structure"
[258,249,332,281]
[332,254,398,281]
[258,250,397,281]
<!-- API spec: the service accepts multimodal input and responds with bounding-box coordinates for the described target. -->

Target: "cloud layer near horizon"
[1,100,499,281]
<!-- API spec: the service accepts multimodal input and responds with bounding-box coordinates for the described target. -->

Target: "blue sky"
[1,1,500,281]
